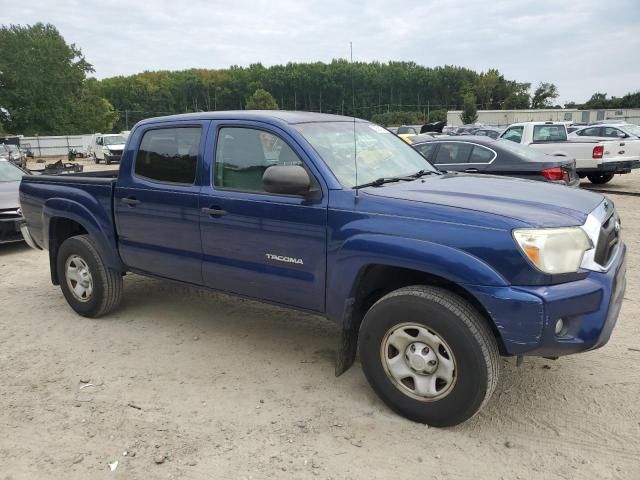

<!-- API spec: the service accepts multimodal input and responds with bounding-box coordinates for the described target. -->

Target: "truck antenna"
[351,41,359,204]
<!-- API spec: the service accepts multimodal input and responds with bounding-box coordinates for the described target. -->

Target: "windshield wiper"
[410,169,441,178]
[354,176,409,189]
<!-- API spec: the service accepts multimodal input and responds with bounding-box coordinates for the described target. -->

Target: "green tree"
[531,82,559,109]
[427,109,447,122]
[0,23,114,134]
[245,88,278,110]
[460,93,478,124]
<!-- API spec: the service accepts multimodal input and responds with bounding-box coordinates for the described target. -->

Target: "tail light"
[542,167,564,181]
[592,145,604,159]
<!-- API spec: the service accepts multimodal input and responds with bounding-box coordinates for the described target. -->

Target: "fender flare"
[329,234,509,376]
[43,198,124,284]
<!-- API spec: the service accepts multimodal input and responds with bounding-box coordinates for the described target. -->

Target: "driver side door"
[199,122,328,312]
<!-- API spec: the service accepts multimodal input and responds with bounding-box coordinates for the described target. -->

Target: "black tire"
[93,154,99,164]
[587,173,614,184]
[56,235,123,318]
[105,157,111,165]
[358,285,500,427]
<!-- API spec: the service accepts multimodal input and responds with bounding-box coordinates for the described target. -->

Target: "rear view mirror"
[263,165,311,196]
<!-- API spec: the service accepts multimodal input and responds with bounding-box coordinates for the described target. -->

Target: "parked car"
[20,111,626,427]
[411,136,579,186]
[396,125,421,135]
[500,121,640,184]
[89,133,127,164]
[472,127,503,139]
[0,158,30,244]
[569,123,640,141]
[0,143,27,169]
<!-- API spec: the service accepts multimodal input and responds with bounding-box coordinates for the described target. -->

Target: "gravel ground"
[1,168,639,479]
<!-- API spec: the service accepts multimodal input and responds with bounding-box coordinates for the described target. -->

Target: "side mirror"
[618,132,627,138]
[262,165,311,196]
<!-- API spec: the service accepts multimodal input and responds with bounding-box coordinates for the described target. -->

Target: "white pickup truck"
[89,133,127,165]
[500,122,640,184]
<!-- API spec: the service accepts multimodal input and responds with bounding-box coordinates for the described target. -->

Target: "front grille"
[594,212,620,267]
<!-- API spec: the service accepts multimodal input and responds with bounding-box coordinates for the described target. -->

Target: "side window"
[214,127,302,192]
[134,127,201,184]
[579,127,600,136]
[434,143,472,164]
[603,127,624,138]
[414,143,436,160]
[502,126,523,143]
[469,145,494,163]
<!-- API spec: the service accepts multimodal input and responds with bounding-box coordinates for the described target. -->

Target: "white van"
[90,134,127,164]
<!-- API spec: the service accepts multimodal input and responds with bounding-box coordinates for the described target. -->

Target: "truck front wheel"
[587,173,614,184]
[56,235,123,318]
[358,286,500,427]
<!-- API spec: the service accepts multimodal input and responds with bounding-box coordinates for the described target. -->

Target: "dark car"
[0,159,29,244]
[411,136,579,187]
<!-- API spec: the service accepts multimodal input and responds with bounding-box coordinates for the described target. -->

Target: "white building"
[447,108,640,127]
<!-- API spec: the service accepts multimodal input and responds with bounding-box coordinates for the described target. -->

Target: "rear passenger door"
[114,122,207,284]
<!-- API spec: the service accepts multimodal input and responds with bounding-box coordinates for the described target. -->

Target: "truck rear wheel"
[358,286,499,427]
[587,173,614,184]
[56,235,123,318]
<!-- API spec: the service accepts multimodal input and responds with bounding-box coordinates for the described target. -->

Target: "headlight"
[513,227,592,274]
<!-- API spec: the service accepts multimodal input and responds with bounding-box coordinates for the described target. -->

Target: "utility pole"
[125,110,129,130]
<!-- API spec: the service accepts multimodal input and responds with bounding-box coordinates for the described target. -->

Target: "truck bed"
[20,170,119,251]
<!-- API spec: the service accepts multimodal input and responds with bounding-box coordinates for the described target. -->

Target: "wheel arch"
[44,199,124,285]
[331,235,510,376]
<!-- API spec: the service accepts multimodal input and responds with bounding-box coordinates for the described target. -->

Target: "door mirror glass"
[263,165,310,195]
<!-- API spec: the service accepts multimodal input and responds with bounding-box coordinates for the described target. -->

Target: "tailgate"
[602,139,640,163]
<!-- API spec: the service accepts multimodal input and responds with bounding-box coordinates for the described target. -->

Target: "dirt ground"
[1,170,639,479]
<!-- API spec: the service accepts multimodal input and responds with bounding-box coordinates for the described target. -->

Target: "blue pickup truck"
[19,111,627,427]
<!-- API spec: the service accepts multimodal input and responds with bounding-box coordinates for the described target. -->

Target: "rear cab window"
[134,127,201,184]
[532,125,567,142]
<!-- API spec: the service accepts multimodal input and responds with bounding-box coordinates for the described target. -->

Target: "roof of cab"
[136,110,364,128]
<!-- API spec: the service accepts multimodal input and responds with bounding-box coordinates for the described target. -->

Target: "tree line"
[1,23,638,135]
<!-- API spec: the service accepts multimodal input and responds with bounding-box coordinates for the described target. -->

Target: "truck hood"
[106,144,125,151]
[0,180,20,210]
[364,173,603,227]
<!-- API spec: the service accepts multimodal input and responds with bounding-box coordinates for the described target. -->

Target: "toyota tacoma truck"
[19,111,627,427]
[500,121,640,184]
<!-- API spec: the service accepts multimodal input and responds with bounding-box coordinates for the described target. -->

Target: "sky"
[2,0,639,104]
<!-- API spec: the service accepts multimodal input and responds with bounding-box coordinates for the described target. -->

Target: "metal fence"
[19,135,94,157]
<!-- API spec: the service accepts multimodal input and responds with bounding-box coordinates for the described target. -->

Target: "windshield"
[495,139,547,161]
[104,136,126,146]
[294,122,437,187]
[623,124,640,136]
[0,160,25,182]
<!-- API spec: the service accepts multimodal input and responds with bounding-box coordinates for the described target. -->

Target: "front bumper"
[19,221,41,250]
[0,215,24,244]
[466,242,627,357]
